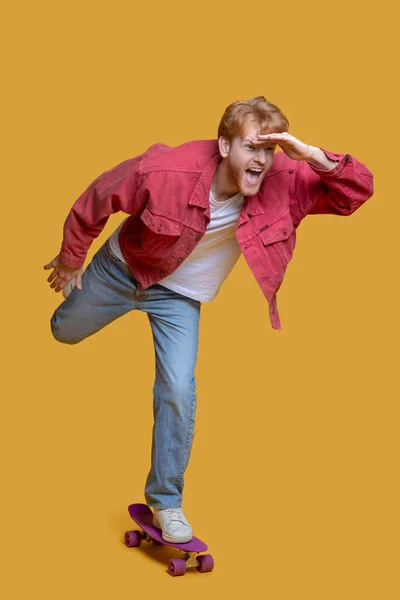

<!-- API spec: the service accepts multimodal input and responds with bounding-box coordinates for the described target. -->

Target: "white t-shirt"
[108,191,244,301]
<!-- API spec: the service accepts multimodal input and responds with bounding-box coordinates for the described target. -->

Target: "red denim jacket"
[60,140,374,329]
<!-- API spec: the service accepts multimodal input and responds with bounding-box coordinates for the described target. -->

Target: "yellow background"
[1,1,399,598]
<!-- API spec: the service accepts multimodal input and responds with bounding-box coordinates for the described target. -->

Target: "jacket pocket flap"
[140,207,184,236]
[258,213,294,245]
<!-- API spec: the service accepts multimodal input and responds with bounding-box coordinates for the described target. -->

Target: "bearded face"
[220,122,277,196]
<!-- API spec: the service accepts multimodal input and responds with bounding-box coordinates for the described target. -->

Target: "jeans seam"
[173,376,196,489]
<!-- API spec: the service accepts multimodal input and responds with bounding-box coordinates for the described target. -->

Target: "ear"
[218,136,230,158]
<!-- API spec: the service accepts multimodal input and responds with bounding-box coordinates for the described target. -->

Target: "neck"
[211,159,239,202]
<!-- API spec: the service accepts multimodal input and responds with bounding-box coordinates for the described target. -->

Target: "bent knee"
[50,315,84,345]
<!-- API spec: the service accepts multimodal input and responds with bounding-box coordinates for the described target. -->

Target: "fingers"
[256,132,290,138]
[50,273,72,291]
[76,271,83,290]
[47,269,58,284]
[51,273,81,293]
[47,268,69,285]
[50,275,64,290]
[44,261,57,271]
[53,278,69,293]
[252,132,291,144]
[44,256,58,270]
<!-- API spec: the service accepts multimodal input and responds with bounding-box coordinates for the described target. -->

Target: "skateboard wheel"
[167,558,187,577]
[196,554,214,573]
[124,530,142,547]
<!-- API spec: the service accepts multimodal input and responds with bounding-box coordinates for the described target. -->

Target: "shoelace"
[159,508,185,525]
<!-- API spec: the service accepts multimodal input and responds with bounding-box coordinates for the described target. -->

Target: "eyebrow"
[243,138,276,146]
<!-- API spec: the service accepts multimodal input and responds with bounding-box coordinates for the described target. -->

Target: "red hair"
[218,96,289,140]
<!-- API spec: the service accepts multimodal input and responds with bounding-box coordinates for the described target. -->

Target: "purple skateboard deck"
[127,503,207,552]
[124,503,214,575]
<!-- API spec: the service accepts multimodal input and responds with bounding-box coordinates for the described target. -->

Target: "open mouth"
[245,168,263,185]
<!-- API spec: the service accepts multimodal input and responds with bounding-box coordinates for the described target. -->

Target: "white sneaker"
[62,277,76,299]
[153,507,193,543]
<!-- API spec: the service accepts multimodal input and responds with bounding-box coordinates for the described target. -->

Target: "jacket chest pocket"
[127,207,185,255]
[140,206,185,235]
[257,212,296,267]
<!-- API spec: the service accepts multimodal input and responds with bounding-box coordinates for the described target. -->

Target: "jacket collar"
[188,152,222,212]
[246,195,265,216]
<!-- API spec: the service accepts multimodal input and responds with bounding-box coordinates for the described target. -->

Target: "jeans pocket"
[104,239,123,263]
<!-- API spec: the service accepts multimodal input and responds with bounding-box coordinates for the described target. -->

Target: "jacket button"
[195,234,201,240]
[137,282,142,287]
[177,258,183,263]
[159,270,165,276]
[345,154,350,161]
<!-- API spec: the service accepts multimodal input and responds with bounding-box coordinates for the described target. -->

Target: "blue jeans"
[50,240,201,509]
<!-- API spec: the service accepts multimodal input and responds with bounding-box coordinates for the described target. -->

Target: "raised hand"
[251,132,314,161]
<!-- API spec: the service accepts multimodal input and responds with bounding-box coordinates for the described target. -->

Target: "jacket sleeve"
[294,149,374,220]
[59,154,143,268]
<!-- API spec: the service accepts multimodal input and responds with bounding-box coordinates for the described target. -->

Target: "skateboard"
[124,503,214,576]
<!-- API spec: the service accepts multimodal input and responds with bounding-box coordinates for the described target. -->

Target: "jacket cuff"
[307,148,351,177]
[60,248,85,269]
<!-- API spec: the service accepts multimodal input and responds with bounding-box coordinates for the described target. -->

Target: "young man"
[44,97,374,543]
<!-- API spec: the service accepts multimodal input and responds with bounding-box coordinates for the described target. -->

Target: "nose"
[255,148,267,165]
